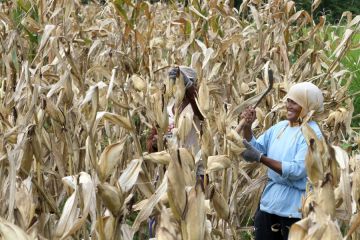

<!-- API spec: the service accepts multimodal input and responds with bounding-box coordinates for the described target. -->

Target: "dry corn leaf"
[177,106,194,144]
[179,147,195,171]
[317,174,336,218]
[207,155,231,172]
[210,185,230,220]
[183,180,206,240]
[97,183,124,216]
[135,172,155,199]
[54,191,79,238]
[56,172,96,239]
[118,159,143,192]
[311,0,322,13]
[33,24,56,63]
[96,112,133,131]
[131,74,146,92]
[143,150,171,165]
[345,212,360,239]
[167,150,187,221]
[302,124,324,185]
[131,173,168,238]
[174,72,186,107]
[98,137,127,181]
[156,207,180,240]
[333,146,352,216]
[106,66,118,99]
[15,178,35,228]
[197,79,210,115]
[320,219,342,240]
[288,217,310,240]
[0,217,32,240]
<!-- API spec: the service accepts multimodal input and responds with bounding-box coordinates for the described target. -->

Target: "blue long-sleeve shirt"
[250,120,322,218]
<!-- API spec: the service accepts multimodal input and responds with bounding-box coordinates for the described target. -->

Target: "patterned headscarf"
[168,66,197,89]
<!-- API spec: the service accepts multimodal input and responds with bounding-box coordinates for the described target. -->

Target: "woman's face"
[286,98,302,123]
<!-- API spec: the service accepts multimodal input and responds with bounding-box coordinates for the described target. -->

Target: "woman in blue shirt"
[240,82,324,240]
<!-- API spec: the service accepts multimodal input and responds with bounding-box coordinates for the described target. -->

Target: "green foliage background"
[234,0,360,23]
[233,0,360,128]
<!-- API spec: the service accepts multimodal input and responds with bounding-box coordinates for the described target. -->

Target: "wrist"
[243,122,252,127]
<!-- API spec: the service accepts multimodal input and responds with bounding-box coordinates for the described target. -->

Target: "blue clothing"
[250,120,322,218]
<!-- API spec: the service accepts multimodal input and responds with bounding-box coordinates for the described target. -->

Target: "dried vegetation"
[0,0,360,239]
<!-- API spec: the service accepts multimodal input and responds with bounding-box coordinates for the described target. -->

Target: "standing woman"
[146,66,204,153]
[240,82,324,240]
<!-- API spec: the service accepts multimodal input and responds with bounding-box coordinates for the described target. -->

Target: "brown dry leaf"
[195,39,214,69]
[179,148,195,171]
[0,217,33,240]
[54,191,79,238]
[183,180,206,240]
[156,207,181,240]
[176,106,194,144]
[136,172,155,199]
[15,178,35,229]
[167,150,187,221]
[143,150,171,165]
[288,217,310,240]
[56,172,96,239]
[207,155,231,172]
[97,215,116,240]
[210,185,230,220]
[81,85,99,132]
[302,123,324,185]
[345,212,360,239]
[98,137,127,181]
[106,66,118,99]
[320,219,342,240]
[311,0,322,13]
[333,29,354,58]
[173,71,186,107]
[32,24,56,63]
[131,173,168,238]
[97,183,124,217]
[197,79,210,115]
[333,146,352,216]
[96,112,133,131]
[131,74,147,92]
[317,174,336,218]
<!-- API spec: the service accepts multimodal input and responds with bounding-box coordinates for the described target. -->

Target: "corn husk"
[97,183,124,217]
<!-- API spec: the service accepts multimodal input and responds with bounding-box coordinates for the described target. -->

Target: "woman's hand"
[146,128,158,153]
[241,106,256,127]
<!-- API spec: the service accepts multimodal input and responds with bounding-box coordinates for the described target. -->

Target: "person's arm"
[260,156,282,175]
[281,140,308,180]
[146,128,158,153]
[184,85,205,121]
[239,107,256,141]
[243,125,253,142]
[263,138,313,180]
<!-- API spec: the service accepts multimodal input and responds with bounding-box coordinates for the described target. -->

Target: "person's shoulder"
[265,120,288,134]
[307,121,322,137]
[272,120,288,129]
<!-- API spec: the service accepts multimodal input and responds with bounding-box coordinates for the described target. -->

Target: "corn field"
[0,0,360,239]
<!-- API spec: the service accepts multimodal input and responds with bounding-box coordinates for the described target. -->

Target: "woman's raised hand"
[241,107,256,127]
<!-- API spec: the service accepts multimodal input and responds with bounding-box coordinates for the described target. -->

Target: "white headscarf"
[286,82,324,118]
